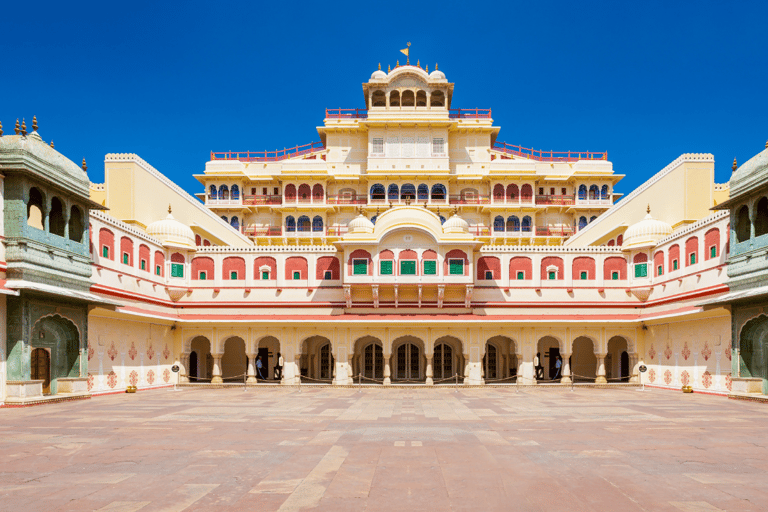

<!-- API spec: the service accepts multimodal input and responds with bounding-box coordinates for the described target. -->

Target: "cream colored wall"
[566,154,715,247]
[103,154,251,247]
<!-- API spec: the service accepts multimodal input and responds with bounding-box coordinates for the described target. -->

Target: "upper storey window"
[372,138,384,156]
[432,138,445,156]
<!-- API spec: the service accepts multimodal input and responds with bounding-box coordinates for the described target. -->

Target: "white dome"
[348,214,374,234]
[429,70,446,80]
[146,211,196,249]
[370,69,387,80]
[442,212,469,234]
[622,208,672,249]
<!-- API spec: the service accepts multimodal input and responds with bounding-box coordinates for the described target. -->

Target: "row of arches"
[370,183,447,201]
[209,184,240,200]
[285,215,324,232]
[651,228,722,276]
[96,227,165,275]
[577,215,598,230]
[492,184,534,201]
[285,184,324,203]
[27,187,85,242]
[734,196,768,243]
[220,216,241,230]
[190,255,340,281]
[371,89,446,108]
[493,215,533,232]
[184,333,632,383]
[578,184,610,200]
[478,255,628,280]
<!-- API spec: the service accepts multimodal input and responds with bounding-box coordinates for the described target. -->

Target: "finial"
[14,119,20,135]
[405,197,411,206]
[426,64,429,73]
[389,201,393,209]
[765,140,767,149]
[396,60,399,67]
[732,158,738,172]
[168,204,172,214]
[435,63,438,70]
[453,206,459,215]
[32,116,38,132]
[0,121,3,136]
[646,204,650,214]
[21,118,27,136]
[424,201,428,208]
[376,206,380,216]
[387,64,391,73]
[50,141,54,148]
[378,63,381,70]
[82,158,87,171]
[417,59,420,68]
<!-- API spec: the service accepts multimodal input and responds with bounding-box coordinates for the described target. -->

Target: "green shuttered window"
[634,263,647,278]
[353,259,368,275]
[423,260,437,275]
[171,263,184,278]
[380,260,393,275]
[449,259,464,275]
[516,271,524,280]
[400,260,416,275]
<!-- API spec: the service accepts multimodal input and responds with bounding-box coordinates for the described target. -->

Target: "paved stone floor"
[2,387,768,512]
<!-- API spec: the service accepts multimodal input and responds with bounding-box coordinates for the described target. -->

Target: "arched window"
[416,90,427,106]
[230,185,240,200]
[401,183,416,200]
[589,185,599,200]
[617,234,624,246]
[439,215,446,225]
[209,184,217,199]
[390,90,400,107]
[285,184,296,201]
[755,197,768,237]
[298,184,311,201]
[507,184,519,201]
[27,187,44,229]
[69,205,84,242]
[578,184,587,200]
[431,183,446,200]
[312,184,324,202]
[230,216,239,230]
[297,215,311,232]
[312,215,323,232]
[590,216,597,223]
[50,197,65,237]
[578,216,588,230]
[219,185,229,200]
[493,216,505,232]
[522,216,532,232]
[508,216,520,232]
[401,90,415,106]
[521,184,533,201]
[371,90,386,107]
[736,205,750,242]
[493,184,504,201]
[388,184,399,201]
[370,183,385,200]
[601,185,609,200]
[430,91,445,107]
[285,216,296,232]
[221,215,228,223]
[417,184,429,201]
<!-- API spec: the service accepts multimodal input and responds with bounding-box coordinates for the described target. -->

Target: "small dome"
[348,213,374,234]
[730,147,768,199]
[429,70,446,80]
[622,208,672,249]
[442,212,469,234]
[370,69,387,80]
[147,210,196,249]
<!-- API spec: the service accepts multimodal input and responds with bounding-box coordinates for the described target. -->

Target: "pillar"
[246,353,257,384]
[383,353,391,385]
[560,352,572,384]
[425,355,434,386]
[463,353,470,384]
[211,353,223,384]
[595,353,607,384]
[629,354,639,383]
[179,352,190,383]
[293,354,301,384]
[347,354,355,385]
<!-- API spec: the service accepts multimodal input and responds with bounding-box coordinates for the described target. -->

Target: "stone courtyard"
[1,387,767,512]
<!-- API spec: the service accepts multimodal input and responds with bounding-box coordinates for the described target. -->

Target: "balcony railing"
[449,195,491,205]
[283,196,325,204]
[244,227,283,237]
[244,226,350,237]
[535,227,575,237]
[207,198,242,206]
[470,226,492,236]
[449,108,492,119]
[492,229,533,236]
[243,195,282,205]
[327,195,368,205]
[535,195,575,206]
[326,108,368,119]
[576,197,612,205]
[492,141,607,162]
[370,197,449,205]
[211,142,325,162]
[491,196,534,205]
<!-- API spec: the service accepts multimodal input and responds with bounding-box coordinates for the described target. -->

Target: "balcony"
[244,227,283,237]
[243,195,282,206]
[210,142,325,162]
[490,196,534,206]
[535,227,575,237]
[324,108,491,119]
[575,197,613,206]
[244,226,350,238]
[207,198,242,206]
[327,195,367,205]
[449,195,490,205]
[492,141,607,162]
[283,196,326,205]
[326,109,368,119]
[536,195,575,206]
[369,197,449,206]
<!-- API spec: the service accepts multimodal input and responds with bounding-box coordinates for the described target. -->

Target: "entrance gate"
[396,343,420,380]
[31,348,51,393]
[364,343,384,379]
[434,343,453,379]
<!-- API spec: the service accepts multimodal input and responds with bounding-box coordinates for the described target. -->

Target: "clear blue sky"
[2,1,766,199]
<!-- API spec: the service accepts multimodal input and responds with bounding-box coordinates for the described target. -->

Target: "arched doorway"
[572,336,597,382]
[536,336,561,381]
[393,336,424,381]
[320,343,334,380]
[485,336,517,380]
[607,336,630,382]
[353,336,384,380]
[433,336,462,381]
[189,351,198,380]
[258,336,281,381]
[189,336,212,382]
[301,336,333,381]
[740,315,768,394]
[31,348,51,394]
[221,337,246,381]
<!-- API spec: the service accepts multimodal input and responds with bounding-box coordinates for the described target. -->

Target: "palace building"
[0,64,763,405]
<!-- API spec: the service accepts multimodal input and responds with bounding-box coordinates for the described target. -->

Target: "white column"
[246,353,256,384]
[211,354,223,384]
[425,355,434,386]
[383,353,391,385]
[595,353,607,384]
[561,352,572,384]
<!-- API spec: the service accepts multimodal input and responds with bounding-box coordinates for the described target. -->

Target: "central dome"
[348,213,374,234]
[146,209,196,249]
[622,207,672,249]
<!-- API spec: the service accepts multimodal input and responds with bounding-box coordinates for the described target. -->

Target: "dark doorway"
[620,351,629,382]
[189,351,198,380]
[548,347,560,380]
[31,348,51,393]
[258,347,269,379]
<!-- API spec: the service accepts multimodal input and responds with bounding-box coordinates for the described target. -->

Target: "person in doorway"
[274,352,283,380]
[256,355,265,380]
[554,355,562,380]
[534,352,544,380]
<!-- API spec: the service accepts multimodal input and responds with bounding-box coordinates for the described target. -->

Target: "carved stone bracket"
[166,287,189,302]
[465,285,474,308]
[372,285,379,308]
[343,285,352,308]
[437,285,445,308]
[631,287,652,302]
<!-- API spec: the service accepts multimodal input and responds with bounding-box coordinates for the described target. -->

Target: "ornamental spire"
[50,140,54,148]
[168,204,172,214]
[82,158,87,172]
[21,118,27,136]
[32,115,38,132]
[647,204,651,214]
[732,158,738,172]
[0,121,3,136]
[14,119,19,135]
